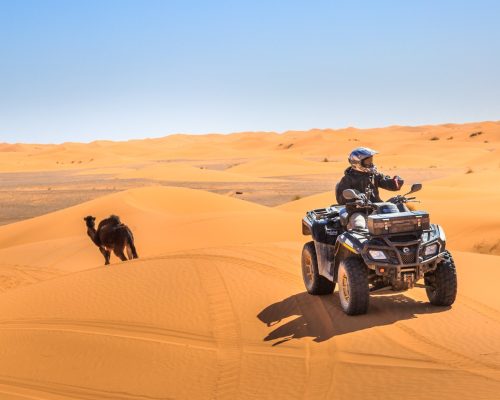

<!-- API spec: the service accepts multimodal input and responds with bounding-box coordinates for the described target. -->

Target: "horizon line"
[2,119,499,146]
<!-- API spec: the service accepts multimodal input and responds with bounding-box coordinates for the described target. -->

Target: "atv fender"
[332,233,364,282]
[302,217,312,235]
[314,242,335,281]
[436,224,447,251]
[336,233,364,254]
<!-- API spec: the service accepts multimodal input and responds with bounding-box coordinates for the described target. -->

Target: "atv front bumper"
[365,251,447,283]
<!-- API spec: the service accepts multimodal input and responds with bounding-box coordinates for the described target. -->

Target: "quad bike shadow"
[257,291,449,346]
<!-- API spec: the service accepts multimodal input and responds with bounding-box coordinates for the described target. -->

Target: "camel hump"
[108,215,121,225]
[97,215,122,230]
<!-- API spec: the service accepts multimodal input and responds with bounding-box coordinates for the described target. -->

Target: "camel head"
[83,215,96,229]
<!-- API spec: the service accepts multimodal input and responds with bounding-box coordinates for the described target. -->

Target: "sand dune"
[0,121,499,399]
[2,121,498,173]
[0,242,498,399]
[115,163,280,182]
[226,155,342,177]
[0,187,301,273]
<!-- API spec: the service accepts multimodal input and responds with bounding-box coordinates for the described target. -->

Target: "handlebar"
[351,189,420,208]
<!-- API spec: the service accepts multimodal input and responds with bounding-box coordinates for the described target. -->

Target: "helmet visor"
[361,156,374,168]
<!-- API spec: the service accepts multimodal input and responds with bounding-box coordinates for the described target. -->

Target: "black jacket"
[335,167,402,205]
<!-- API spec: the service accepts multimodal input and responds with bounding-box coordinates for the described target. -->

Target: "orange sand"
[0,121,499,399]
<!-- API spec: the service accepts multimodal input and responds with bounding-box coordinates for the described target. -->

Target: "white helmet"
[348,147,378,173]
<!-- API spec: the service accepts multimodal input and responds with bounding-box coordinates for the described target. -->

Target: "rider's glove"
[393,176,404,190]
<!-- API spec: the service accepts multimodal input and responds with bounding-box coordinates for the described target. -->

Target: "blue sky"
[0,0,499,143]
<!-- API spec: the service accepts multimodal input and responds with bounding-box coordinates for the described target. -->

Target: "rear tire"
[301,241,334,295]
[337,256,370,315]
[425,250,457,306]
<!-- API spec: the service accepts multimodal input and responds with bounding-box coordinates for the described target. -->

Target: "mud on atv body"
[301,184,457,315]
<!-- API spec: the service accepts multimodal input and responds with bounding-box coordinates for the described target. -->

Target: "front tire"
[301,242,334,295]
[337,256,370,315]
[425,251,457,306]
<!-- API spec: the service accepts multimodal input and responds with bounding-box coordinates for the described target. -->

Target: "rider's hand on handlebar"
[393,175,404,190]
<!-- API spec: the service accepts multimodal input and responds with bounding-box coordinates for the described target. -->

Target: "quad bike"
[301,183,457,315]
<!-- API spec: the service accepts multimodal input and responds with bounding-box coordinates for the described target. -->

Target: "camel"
[84,215,138,265]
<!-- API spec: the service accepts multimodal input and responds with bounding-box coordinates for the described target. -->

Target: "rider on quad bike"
[336,147,404,230]
[300,147,457,315]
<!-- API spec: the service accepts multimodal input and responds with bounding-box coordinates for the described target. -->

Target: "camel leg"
[113,247,128,262]
[99,247,111,265]
[125,228,138,259]
[128,241,138,259]
[105,250,111,265]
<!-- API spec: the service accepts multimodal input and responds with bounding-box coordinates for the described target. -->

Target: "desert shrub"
[466,167,473,174]
[473,240,500,255]
[292,195,301,201]
[430,136,439,141]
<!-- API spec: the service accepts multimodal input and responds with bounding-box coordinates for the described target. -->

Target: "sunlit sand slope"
[0,243,498,399]
[0,187,301,275]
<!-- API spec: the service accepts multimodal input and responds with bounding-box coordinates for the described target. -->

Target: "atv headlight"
[368,250,387,260]
[424,243,439,256]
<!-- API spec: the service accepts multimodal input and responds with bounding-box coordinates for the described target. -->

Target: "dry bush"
[473,240,500,255]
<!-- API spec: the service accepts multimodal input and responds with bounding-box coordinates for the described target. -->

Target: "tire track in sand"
[0,264,62,292]
[0,318,215,350]
[0,375,172,400]
[196,260,242,400]
[139,253,301,286]
[457,295,500,325]
[380,321,500,382]
[292,294,339,400]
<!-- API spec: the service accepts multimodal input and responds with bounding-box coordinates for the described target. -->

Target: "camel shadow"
[257,291,449,346]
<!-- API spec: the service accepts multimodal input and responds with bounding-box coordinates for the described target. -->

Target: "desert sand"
[0,121,499,399]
